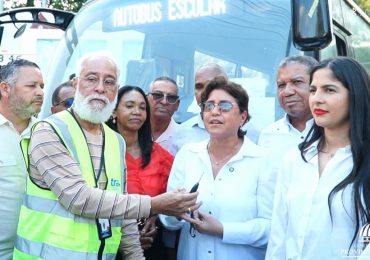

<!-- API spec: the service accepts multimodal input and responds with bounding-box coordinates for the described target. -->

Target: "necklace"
[207,142,241,166]
[320,141,336,158]
[320,151,335,158]
[209,153,229,165]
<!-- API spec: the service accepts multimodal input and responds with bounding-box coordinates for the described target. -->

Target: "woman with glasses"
[266,57,370,259]
[161,77,275,260]
[106,86,174,259]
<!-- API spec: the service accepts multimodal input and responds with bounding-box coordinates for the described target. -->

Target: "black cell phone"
[189,182,200,218]
[189,173,204,218]
[190,182,199,193]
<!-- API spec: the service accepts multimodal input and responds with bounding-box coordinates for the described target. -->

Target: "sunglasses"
[55,97,74,108]
[202,100,238,113]
[149,92,179,104]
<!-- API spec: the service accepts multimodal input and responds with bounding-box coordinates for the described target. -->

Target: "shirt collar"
[303,139,351,161]
[283,114,314,132]
[188,113,205,129]
[189,136,266,159]
[0,112,38,136]
[156,117,178,142]
[0,113,8,126]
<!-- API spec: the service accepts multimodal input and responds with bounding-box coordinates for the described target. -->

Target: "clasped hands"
[138,216,158,250]
[150,188,222,237]
[167,187,223,237]
[168,189,222,237]
[188,211,223,237]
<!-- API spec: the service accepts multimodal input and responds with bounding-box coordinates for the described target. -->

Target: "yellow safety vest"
[14,110,126,260]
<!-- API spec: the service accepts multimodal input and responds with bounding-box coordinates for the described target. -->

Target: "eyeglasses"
[79,76,118,91]
[55,97,74,108]
[149,92,179,104]
[202,100,238,113]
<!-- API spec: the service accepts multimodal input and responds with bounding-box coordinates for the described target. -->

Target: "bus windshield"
[41,0,301,128]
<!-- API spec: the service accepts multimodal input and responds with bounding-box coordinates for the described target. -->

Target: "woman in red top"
[107,86,174,259]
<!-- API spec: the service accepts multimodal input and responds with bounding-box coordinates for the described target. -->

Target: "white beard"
[73,90,117,124]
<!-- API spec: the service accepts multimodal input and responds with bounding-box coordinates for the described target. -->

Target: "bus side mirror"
[292,0,332,51]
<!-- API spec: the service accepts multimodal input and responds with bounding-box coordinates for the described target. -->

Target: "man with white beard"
[14,52,200,260]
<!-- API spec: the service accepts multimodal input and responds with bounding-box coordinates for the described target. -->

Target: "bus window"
[320,36,338,59]
[342,3,370,71]
[1,0,368,123]
[187,51,237,114]
[191,48,273,130]
[234,67,272,130]
[57,19,146,84]
[40,0,295,124]
[194,51,237,78]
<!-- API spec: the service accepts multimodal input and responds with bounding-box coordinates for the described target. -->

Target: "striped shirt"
[29,122,151,259]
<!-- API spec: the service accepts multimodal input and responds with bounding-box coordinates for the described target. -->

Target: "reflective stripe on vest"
[13,244,116,260]
[15,110,126,259]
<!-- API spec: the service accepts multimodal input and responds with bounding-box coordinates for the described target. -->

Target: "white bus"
[0,0,369,128]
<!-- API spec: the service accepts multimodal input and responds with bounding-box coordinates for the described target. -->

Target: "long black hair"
[106,85,153,168]
[300,57,370,248]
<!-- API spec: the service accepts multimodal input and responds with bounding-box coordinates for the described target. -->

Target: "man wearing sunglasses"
[147,76,181,259]
[50,80,75,114]
[147,76,180,155]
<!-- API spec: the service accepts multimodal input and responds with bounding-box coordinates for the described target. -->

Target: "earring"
[113,117,116,124]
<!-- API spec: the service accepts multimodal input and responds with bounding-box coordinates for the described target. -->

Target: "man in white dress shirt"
[0,59,44,259]
[258,56,318,151]
[147,76,180,155]
[147,76,180,259]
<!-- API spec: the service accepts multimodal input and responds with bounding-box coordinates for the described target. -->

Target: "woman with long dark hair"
[266,57,370,259]
[106,85,174,259]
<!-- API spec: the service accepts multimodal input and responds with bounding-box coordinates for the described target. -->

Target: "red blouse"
[126,143,174,197]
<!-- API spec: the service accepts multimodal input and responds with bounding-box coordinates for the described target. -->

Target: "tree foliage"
[354,0,370,16]
[48,0,88,12]
[5,0,88,12]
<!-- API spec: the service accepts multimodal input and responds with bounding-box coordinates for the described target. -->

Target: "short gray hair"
[150,76,179,94]
[0,59,40,88]
[0,59,40,99]
[279,55,319,74]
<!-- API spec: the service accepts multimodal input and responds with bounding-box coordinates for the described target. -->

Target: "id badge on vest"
[97,219,112,240]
